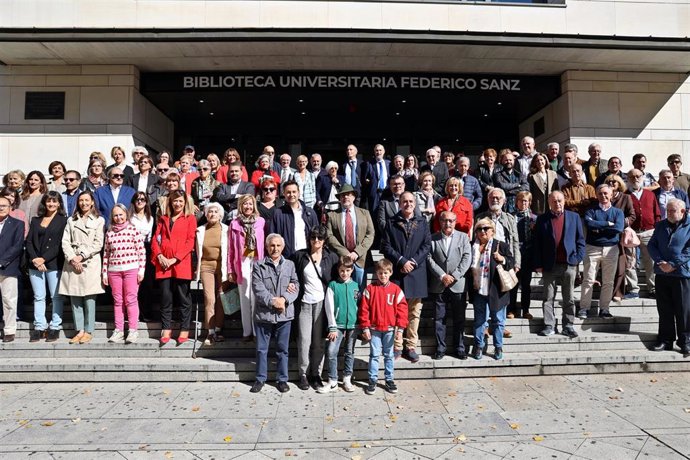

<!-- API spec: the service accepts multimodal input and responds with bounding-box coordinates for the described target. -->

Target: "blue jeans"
[255,320,291,383]
[71,295,97,334]
[353,263,365,293]
[369,329,395,383]
[473,294,506,349]
[326,328,357,380]
[29,269,64,331]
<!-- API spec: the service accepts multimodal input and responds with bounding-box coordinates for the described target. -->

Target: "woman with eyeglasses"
[80,158,108,192]
[154,172,195,218]
[152,190,197,345]
[47,161,67,194]
[257,177,283,231]
[19,170,48,224]
[250,154,280,191]
[292,224,338,390]
[26,191,68,343]
[105,146,134,181]
[103,204,146,344]
[228,194,265,341]
[126,155,159,200]
[58,190,105,345]
[470,217,514,361]
[129,191,155,322]
[606,174,636,302]
[191,159,219,221]
[528,153,559,215]
[432,177,473,237]
[216,148,248,184]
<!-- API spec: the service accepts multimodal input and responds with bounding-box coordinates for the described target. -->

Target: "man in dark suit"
[382,191,431,363]
[212,162,255,217]
[533,191,586,338]
[0,196,25,342]
[340,144,365,207]
[94,167,136,226]
[421,148,449,195]
[270,180,319,259]
[427,211,472,360]
[362,144,390,213]
[325,184,375,291]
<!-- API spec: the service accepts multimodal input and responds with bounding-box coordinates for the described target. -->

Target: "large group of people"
[1,138,689,394]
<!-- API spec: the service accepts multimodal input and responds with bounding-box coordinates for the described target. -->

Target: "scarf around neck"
[238,213,257,251]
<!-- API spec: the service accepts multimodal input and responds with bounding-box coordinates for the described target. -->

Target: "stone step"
[1,348,688,383]
[0,331,659,358]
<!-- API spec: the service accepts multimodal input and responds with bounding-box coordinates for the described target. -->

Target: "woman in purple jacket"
[228,194,265,341]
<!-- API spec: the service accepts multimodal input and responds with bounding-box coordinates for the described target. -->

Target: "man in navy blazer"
[95,167,136,226]
[533,191,585,338]
[363,144,390,213]
[0,196,25,342]
[340,144,365,207]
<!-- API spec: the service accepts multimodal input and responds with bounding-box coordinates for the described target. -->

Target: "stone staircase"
[2,272,689,382]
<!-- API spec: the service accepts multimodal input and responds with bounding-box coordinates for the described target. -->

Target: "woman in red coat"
[250,154,281,190]
[151,190,197,345]
[432,177,473,236]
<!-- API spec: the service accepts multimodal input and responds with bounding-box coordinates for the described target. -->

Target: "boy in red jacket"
[359,258,408,395]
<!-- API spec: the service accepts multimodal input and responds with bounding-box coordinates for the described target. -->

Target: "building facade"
[1,0,689,172]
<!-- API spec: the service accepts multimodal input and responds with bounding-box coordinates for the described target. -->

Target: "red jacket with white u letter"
[358,281,408,332]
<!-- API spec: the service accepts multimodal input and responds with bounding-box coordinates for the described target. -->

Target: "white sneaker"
[342,375,354,393]
[316,379,338,394]
[125,330,138,344]
[108,330,125,343]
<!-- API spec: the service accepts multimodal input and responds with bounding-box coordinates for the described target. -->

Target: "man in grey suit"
[427,211,472,360]
[325,184,375,291]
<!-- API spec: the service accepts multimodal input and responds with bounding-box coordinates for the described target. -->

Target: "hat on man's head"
[336,184,358,198]
[184,145,195,152]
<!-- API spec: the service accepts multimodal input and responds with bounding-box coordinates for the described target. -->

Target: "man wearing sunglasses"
[94,167,136,226]
[667,154,690,193]
[60,170,82,216]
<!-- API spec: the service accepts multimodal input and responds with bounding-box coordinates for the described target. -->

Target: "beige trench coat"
[58,214,105,297]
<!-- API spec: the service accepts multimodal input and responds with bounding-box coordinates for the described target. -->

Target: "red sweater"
[433,196,473,236]
[358,281,408,332]
[627,190,660,232]
[151,214,197,280]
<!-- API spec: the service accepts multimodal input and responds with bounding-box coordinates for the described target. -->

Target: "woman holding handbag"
[227,195,265,342]
[470,217,515,361]
[195,202,229,345]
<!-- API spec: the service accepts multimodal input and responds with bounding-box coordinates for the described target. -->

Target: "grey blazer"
[427,230,472,294]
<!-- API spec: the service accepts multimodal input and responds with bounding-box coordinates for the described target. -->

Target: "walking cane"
[192,279,202,359]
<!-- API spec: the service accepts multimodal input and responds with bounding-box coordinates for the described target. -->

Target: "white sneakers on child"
[342,375,354,393]
[108,330,125,343]
[125,330,139,344]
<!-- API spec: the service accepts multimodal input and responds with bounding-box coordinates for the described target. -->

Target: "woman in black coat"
[25,191,68,342]
[291,225,339,390]
[470,217,515,361]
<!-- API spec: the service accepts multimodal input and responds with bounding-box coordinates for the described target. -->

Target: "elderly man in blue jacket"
[578,184,625,319]
[0,195,25,342]
[251,234,300,393]
[533,191,586,338]
[648,198,690,357]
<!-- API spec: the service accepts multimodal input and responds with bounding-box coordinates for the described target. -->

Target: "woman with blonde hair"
[195,202,229,345]
[528,153,559,215]
[228,194,265,341]
[433,177,473,236]
[81,158,108,192]
[470,217,514,360]
[216,148,248,183]
[103,204,146,344]
[59,190,105,344]
[414,171,439,222]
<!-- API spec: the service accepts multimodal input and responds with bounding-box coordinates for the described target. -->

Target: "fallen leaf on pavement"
[650,378,658,383]
[351,456,363,460]
[533,435,545,442]
[285,451,296,457]
[71,418,81,423]
[40,421,55,427]
[164,452,173,459]
[231,391,240,398]
[18,420,29,426]
[351,442,362,448]
[223,435,233,442]
[453,434,467,443]
[615,387,624,392]
[510,423,519,430]
[334,429,342,433]
[191,406,200,412]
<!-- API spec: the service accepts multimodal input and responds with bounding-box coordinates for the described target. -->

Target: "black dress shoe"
[433,351,445,360]
[297,375,310,391]
[651,342,673,352]
[46,329,60,342]
[277,381,290,393]
[250,380,264,393]
[29,330,44,343]
[680,345,690,357]
[456,351,468,360]
[311,376,324,389]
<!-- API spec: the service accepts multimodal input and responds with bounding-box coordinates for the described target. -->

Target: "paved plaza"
[1,373,689,459]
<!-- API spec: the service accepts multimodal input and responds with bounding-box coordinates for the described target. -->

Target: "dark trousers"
[137,243,156,319]
[655,275,690,347]
[255,320,291,383]
[432,289,466,354]
[159,277,192,330]
[509,265,533,315]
